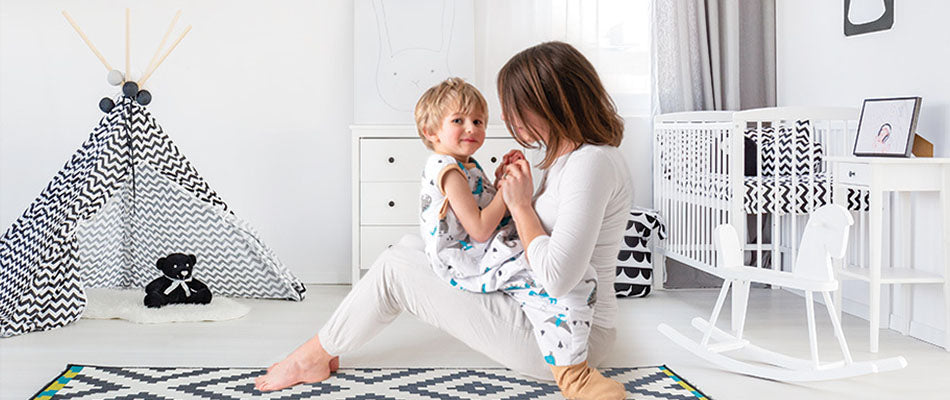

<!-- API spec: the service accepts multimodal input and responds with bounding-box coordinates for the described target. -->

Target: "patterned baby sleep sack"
[418,154,527,292]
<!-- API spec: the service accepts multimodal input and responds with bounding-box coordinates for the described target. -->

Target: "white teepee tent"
[0,97,306,337]
[0,10,305,337]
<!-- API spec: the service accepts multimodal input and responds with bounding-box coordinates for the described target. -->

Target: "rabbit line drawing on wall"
[371,0,455,112]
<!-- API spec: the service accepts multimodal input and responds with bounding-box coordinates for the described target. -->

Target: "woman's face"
[501,109,549,145]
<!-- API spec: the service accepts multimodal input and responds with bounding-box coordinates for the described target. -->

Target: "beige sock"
[550,361,626,400]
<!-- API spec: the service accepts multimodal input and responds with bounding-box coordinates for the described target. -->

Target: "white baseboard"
[782,287,885,328]
[783,287,947,348]
[838,296,889,328]
[911,321,946,349]
[887,313,911,335]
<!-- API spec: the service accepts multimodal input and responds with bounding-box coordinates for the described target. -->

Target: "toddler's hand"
[495,149,526,184]
[505,149,526,163]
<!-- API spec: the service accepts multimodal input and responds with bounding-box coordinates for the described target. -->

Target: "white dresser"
[351,125,534,283]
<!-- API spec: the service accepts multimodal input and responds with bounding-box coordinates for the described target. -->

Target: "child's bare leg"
[254,335,336,392]
[551,361,625,400]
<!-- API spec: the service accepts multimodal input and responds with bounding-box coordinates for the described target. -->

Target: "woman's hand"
[500,159,533,213]
[494,150,526,186]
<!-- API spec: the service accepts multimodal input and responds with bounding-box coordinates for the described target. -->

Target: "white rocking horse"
[658,204,907,381]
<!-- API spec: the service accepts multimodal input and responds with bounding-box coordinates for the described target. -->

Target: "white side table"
[829,156,950,352]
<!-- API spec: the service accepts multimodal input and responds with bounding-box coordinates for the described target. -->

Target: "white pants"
[318,236,617,381]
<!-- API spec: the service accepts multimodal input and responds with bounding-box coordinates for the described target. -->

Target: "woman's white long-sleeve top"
[526,144,633,329]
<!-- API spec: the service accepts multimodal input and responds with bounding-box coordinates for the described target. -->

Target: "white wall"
[0,1,653,284]
[777,0,950,346]
[0,0,355,283]
[621,117,653,208]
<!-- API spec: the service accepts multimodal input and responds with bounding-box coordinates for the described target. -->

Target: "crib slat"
[754,121,767,268]
[773,119,782,277]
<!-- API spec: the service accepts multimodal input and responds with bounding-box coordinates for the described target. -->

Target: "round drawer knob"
[491,156,498,163]
[388,157,395,163]
[388,200,395,207]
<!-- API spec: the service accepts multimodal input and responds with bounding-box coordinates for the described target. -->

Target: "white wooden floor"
[2,285,948,399]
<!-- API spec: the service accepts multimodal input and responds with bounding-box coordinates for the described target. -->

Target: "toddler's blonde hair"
[414,77,488,149]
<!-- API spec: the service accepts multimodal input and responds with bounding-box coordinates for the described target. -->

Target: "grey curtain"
[652,0,777,288]
[653,0,776,113]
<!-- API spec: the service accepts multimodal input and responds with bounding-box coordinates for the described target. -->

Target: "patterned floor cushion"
[615,208,666,298]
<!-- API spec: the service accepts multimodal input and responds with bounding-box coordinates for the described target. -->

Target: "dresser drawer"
[360,139,430,181]
[359,225,420,268]
[360,138,522,182]
[360,182,420,224]
[836,162,870,187]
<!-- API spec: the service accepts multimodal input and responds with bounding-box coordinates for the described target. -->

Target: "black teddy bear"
[144,253,213,308]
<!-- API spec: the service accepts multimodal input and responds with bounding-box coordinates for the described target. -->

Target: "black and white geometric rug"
[34,364,710,399]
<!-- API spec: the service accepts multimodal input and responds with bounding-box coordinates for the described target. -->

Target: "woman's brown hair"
[497,41,623,169]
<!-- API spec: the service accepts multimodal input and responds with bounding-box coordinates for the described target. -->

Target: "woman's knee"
[369,245,429,282]
[362,244,433,307]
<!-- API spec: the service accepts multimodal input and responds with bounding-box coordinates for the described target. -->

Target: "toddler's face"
[429,110,487,161]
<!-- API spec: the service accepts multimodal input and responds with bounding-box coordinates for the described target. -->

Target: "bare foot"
[255,336,336,392]
[330,356,340,373]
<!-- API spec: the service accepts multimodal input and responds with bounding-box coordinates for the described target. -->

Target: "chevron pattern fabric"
[742,174,832,214]
[744,120,824,177]
[0,98,304,337]
[34,365,709,400]
[662,119,870,215]
[670,172,868,215]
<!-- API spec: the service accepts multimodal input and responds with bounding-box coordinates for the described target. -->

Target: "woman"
[256,41,632,398]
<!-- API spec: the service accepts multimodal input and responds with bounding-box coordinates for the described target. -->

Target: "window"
[476,0,652,119]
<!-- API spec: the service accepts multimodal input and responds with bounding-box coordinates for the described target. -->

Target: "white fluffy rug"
[82,288,250,324]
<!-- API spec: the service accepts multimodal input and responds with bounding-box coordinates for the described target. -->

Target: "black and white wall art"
[844,0,894,36]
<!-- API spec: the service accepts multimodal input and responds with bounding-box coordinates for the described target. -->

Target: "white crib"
[652,107,861,286]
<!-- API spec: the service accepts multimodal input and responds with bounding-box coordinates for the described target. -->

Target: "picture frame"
[853,97,922,157]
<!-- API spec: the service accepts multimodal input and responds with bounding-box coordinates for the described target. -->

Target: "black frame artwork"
[844,0,894,37]
[853,97,922,157]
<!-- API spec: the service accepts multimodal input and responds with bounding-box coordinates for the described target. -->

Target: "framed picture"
[853,97,922,157]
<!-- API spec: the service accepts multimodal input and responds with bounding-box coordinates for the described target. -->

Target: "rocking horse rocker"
[658,204,907,381]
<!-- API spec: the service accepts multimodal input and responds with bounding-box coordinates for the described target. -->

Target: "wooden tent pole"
[62,11,113,71]
[142,10,182,84]
[138,25,191,87]
[125,8,130,80]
